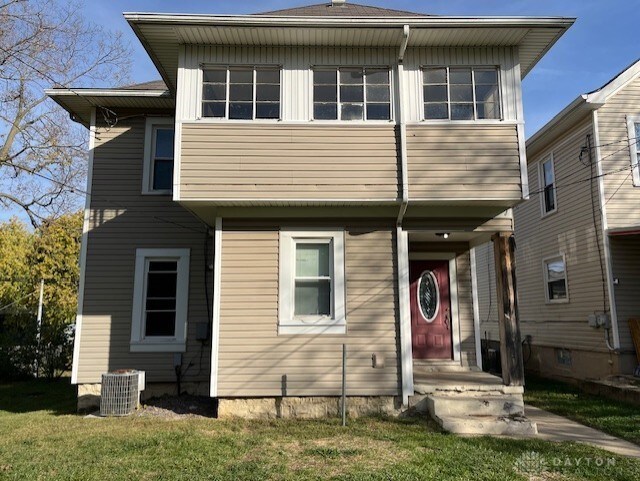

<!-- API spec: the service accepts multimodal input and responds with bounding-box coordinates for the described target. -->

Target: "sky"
[85,0,640,136]
[3,1,639,224]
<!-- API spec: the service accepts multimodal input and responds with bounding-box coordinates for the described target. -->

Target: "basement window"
[131,248,190,352]
[201,66,281,120]
[423,66,501,120]
[279,230,346,334]
[543,255,568,304]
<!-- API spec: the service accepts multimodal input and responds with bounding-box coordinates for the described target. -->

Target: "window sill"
[545,299,569,305]
[141,190,173,196]
[130,341,186,353]
[541,208,558,219]
[278,320,346,335]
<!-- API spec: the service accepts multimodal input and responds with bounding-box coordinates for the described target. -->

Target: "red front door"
[410,260,452,360]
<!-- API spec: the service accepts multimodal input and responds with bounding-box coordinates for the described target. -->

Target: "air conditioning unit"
[100,370,145,417]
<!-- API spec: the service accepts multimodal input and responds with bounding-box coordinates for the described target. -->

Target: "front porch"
[398,227,532,434]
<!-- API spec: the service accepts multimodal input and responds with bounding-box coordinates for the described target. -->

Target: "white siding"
[176,45,520,123]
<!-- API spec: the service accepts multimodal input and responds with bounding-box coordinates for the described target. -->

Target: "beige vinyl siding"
[609,236,640,352]
[217,225,399,397]
[512,117,612,352]
[406,124,522,200]
[179,124,399,201]
[77,116,211,384]
[474,243,500,343]
[597,74,640,230]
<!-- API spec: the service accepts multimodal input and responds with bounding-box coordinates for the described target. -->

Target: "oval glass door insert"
[418,271,439,322]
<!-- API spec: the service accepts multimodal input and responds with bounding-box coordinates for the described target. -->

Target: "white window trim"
[131,248,190,352]
[626,114,640,186]
[311,66,395,123]
[278,229,346,335]
[198,65,283,121]
[420,65,503,122]
[542,253,569,304]
[142,117,174,195]
[538,153,558,218]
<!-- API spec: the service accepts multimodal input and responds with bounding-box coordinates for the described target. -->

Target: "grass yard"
[525,376,640,445]
[1,380,639,480]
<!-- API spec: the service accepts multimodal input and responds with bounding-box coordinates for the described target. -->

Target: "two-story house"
[47,1,573,430]
[475,58,640,382]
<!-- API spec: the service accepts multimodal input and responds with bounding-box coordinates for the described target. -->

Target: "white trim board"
[408,252,462,364]
[71,108,96,385]
[210,218,223,397]
[396,227,413,406]
[469,247,483,370]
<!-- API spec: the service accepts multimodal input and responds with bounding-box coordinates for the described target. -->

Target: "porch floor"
[414,370,524,395]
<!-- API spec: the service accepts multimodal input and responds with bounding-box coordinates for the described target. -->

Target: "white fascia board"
[44,88,170,98]
[585,59,640,105]
[124,12,575,29]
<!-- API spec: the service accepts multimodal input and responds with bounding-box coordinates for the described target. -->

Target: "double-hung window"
[279,230,346,334]
[423,66,501,120]
[627,115,640,186]
[540,155,556,215]
[201,67,281,120]
[313,67,392,121]
[143,118,174,194]
[543,255,568,303]
[131,248,190,352]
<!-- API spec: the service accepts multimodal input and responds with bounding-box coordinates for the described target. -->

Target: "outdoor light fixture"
[436,232,451,239]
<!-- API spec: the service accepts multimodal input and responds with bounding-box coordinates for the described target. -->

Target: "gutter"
[396,25,410,227]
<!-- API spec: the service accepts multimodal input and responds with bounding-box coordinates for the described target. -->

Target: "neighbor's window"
[627,115,640,186]
[540,155,556,215]
[544,255,568,303]
[143,118,174,194]
[201,67,281,120]
[131,248,190,352]
[423,67,501,120]
[313,67,392,121]
[279,230,346,334]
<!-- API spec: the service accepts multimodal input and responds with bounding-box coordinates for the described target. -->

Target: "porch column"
[492,232,525,386]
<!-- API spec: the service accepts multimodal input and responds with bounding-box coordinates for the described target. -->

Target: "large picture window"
[423,66,501,120]
[279,230,346,334]
[313,67,391,121]
[201,67,281,120]
[131,248,190,352]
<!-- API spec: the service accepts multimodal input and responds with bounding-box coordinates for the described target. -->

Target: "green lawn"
[525,376,640,445]
[1,380,639,480]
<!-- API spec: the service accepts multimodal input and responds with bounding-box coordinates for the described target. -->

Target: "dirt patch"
[135,395,216,419]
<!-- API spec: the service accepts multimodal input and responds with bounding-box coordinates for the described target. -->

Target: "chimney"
[332,0,347,5]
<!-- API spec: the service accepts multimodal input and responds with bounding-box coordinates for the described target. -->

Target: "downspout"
[397,24,410,227]
[396,25,413,406]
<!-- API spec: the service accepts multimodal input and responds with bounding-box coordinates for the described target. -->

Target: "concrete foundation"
[77,381,210,413]
[217,396,399,419]
[524,344,637,381]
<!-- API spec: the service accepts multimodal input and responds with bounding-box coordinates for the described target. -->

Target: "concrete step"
[427,393,525,418]
[434,414,538,436]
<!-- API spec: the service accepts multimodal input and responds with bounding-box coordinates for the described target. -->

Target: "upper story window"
[143,118,174,195]
[539,155,556,216]
[201,67,281,120]
[543,255,568,303]
[423,67,501,120]
[627,115,640,186]
[313,67,391,121]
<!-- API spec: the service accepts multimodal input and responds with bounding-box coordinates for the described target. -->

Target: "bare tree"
[0,0,131,226]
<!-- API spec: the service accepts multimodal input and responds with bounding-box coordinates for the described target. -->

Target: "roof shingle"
[254,2,430,17]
